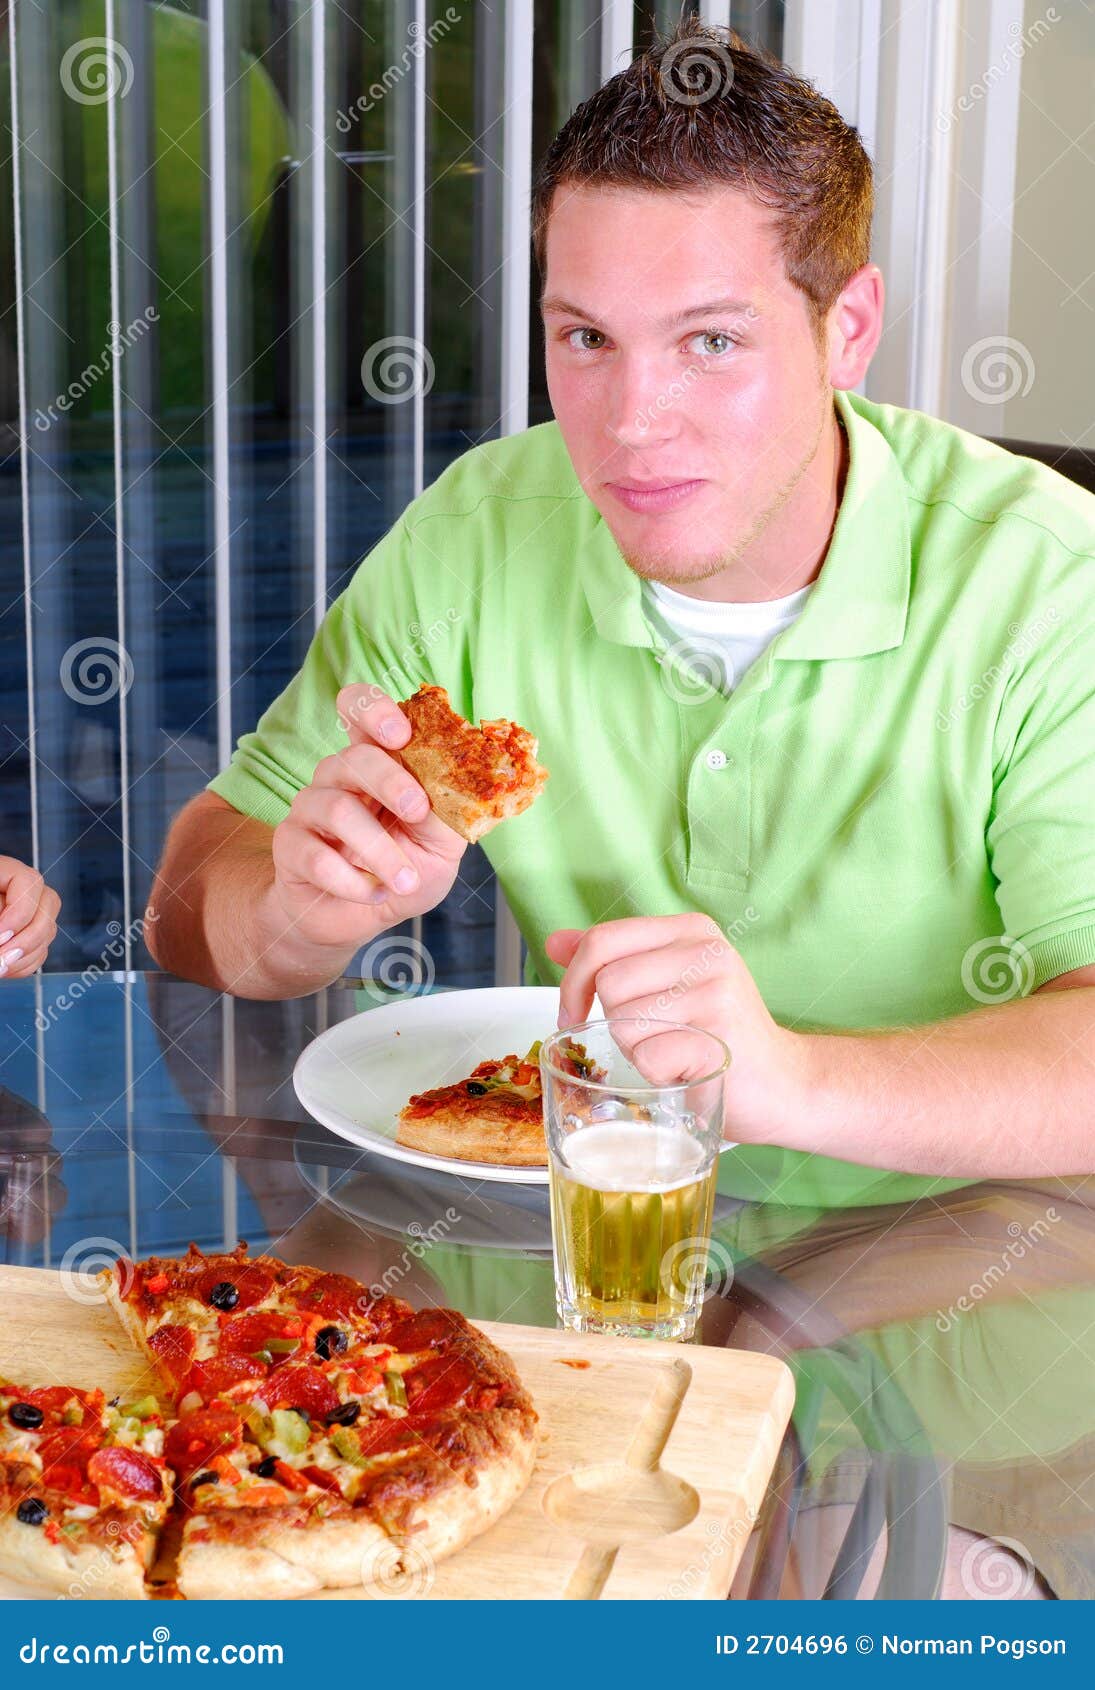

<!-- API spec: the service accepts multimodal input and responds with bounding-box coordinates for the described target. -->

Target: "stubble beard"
[618,395,833,588]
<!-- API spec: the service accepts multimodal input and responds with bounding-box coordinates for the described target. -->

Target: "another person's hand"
[0,857,61,979]
[265,684,468,952]
[545,912,805,1142]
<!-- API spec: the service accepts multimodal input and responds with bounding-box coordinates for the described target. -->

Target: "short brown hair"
[531,16,873,335]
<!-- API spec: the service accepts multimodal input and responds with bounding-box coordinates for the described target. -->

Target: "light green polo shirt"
[209,388,1095,1210]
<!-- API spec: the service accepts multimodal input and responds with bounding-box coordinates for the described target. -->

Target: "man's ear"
[827,263,885,391]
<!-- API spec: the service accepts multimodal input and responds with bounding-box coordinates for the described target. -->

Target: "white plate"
[292,987,568,1185]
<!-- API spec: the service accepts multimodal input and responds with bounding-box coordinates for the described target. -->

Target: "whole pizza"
[0,1245,538,1599]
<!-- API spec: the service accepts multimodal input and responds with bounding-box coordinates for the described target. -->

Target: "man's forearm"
[782,987,1095,1178]
[147,797,361,998]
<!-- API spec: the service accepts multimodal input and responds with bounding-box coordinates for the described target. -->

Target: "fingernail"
[393,867,419,894]
[0,931,12,946]
[397,790,425,819]
[368,889,389,905]
[379,720,400,746]
[1,948,23,970]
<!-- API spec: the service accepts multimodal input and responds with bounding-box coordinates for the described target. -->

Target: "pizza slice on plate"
[396,1037,607,1168]
[396,684,548,843]
[397,1043,548,1167]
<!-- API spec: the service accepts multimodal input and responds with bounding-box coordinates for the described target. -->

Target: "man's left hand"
[545,913,804,1142]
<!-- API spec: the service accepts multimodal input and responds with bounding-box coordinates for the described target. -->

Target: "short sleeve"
[988,617,1095,988]
[207,518,460,827]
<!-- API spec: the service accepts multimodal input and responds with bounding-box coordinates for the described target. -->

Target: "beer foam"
[559,1121,708,1193]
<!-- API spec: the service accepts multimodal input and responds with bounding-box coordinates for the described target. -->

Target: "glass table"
[3,972,1093,1600]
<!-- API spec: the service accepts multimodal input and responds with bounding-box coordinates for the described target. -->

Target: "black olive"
[208,1280,239,1311]
[9,1402,44,1430]
[466,1081,488,1096]
[254,1456,278,1479]
[190,1470,218,1489]
[17,1498,47,1526]
[289,1406,310,1421]
[314,1325,348,1361]
[324,1400,361,1427]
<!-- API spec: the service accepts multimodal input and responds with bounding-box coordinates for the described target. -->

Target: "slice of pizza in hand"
[0,1375,172,1599]
[396,684,548,843]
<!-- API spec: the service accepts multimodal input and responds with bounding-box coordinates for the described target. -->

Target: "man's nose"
[604,358,686,450]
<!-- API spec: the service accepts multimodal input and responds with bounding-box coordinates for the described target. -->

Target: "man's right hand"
[266,684,468,952]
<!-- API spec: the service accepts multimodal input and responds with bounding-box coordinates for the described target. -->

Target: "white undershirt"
[643,577,813,695]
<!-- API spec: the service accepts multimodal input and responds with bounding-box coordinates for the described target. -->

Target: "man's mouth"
[604,478,706,514]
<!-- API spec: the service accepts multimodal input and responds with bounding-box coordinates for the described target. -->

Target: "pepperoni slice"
[87,1446,163,1502]
[402,1355,478,1415]
[196,1264,274,1310]
[352,1415,417,1458]
[256,1364,338,1420]
[182,1355,266,1403]
[218,1311,304,1356]
[381,1310,465,1353]
[38,1421,103,1475]
[291,1272,375,1325]
[164,1406,243,1478]
[148,1323,197,1384]
[25,1385,101,1421]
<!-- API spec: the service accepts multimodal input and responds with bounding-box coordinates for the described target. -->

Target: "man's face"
[542,183,835,589]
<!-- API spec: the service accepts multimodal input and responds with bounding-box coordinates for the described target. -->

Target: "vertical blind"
[0,0,784,988]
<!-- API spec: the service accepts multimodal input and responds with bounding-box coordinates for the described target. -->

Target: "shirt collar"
[580,388,912,661]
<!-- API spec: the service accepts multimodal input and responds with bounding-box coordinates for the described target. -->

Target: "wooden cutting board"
[0,1265,794,1601]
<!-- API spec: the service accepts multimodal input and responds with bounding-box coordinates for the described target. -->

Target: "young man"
[149,24,1095,1194]
[146,20,1095,1597]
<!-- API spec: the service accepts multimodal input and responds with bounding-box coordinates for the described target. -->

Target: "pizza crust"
[0,1512,152,1600]
[97,1268,168,1384]
[403,1420,539,1567]
[396,1095,547,1167]
[178,1506,392,1600]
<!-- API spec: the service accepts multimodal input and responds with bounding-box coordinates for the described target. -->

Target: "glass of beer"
[540,1019,731,1342]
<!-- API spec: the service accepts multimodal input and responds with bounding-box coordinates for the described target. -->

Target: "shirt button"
[705,749,728,770]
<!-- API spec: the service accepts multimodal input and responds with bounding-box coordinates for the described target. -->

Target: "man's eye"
[686,331,738,357]
[565,327,607,352]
